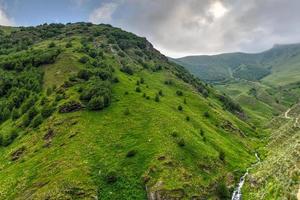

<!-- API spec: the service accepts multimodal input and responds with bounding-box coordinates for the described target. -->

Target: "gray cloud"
[89,0,300,57]
[0,2,13,26]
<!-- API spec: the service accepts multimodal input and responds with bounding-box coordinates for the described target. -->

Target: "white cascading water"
[231,153,260,200]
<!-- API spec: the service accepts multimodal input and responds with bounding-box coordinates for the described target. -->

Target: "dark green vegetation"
[172,44,300,199]
[0,23,264,199]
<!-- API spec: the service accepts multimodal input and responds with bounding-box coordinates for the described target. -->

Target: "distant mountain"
[172,43,300,123]
[172,43,300,85]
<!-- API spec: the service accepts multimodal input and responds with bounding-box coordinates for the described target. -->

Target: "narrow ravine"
[231,153,261,200]
[232,106,298,200]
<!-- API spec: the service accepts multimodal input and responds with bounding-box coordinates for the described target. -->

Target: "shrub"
[135,87,141,93]
[105,171,118,184]
[3,129,18,146]
[88,50,97,58]
[176,90,183,96]
[124,108,130,115]
[48,42,56,48]
[136,80,140,85]
[140,77,145,84]
[219,150,225,162]
[79,56,89,64]
[41,105,56,118]
[46,87,53,96]
[31,114,43,128]
[178,105,183,111]
[177,138,185,147]
[87,96,104,110]
[65,41,72,48]
[204,111,210,118]
[184,98,187,104]
[126,150,137,157]
[120,66,133,75]
[158,90,163,96]
[164,80,173,85]
[186,116,190,121]
[124,91,129,95]
[77,69,91,80]
[22,114,31,127]
[155,94,160,102]
[28,107,38,120]
[200,129,204,136]
[12,109,20,120]
[218,94,243,115]
[113,77,119,83]
[171,131,178,138]
[216,182,230,199]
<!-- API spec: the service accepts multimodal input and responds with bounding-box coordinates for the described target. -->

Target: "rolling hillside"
[172,44,300,125]
[172,43,300,199]
[173,43,300,85]
[0,23,263,199]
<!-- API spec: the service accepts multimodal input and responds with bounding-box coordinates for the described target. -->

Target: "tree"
[176,90,183,96]
[135,87,141,93]
[177,138,185,147]
[12,109,20,120]
[158,90,163,96]
[88,96,105,110]
[178,105,183,111]
[79,56,89,64]
[77,69,91,80]
[204,111,210,118]
[48,42,56,48]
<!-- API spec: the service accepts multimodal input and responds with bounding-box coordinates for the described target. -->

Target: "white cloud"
[0,5,13,26]
[209,1,228,19]
[89,2,119,24]
[87,0,300,57]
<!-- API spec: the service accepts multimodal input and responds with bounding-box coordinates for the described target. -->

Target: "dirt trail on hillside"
[284,107,300,200]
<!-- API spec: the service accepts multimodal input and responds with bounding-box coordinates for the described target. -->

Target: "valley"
[173,45,300,199]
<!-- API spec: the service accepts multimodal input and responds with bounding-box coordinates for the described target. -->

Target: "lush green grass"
[243,104,300,199]
[0,23,266,199]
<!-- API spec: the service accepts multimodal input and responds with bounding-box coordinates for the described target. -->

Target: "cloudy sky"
[0,0,300,57]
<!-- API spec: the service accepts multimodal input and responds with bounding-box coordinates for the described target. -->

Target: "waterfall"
[231,153,261,200]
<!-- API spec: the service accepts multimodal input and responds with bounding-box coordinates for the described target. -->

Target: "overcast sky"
[0,0,300,57]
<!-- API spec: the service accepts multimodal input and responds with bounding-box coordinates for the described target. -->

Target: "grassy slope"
[172,44,300,199]
[243,104,300,199]
[0,25,263,199]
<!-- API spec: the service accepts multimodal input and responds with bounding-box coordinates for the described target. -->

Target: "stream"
[231,153,261,200]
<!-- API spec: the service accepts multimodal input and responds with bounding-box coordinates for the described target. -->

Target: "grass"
[0,23,265,199]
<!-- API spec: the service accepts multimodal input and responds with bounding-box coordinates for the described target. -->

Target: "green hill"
[0,23,263,199]
[172,44,300,125]
[173,43,300,85]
